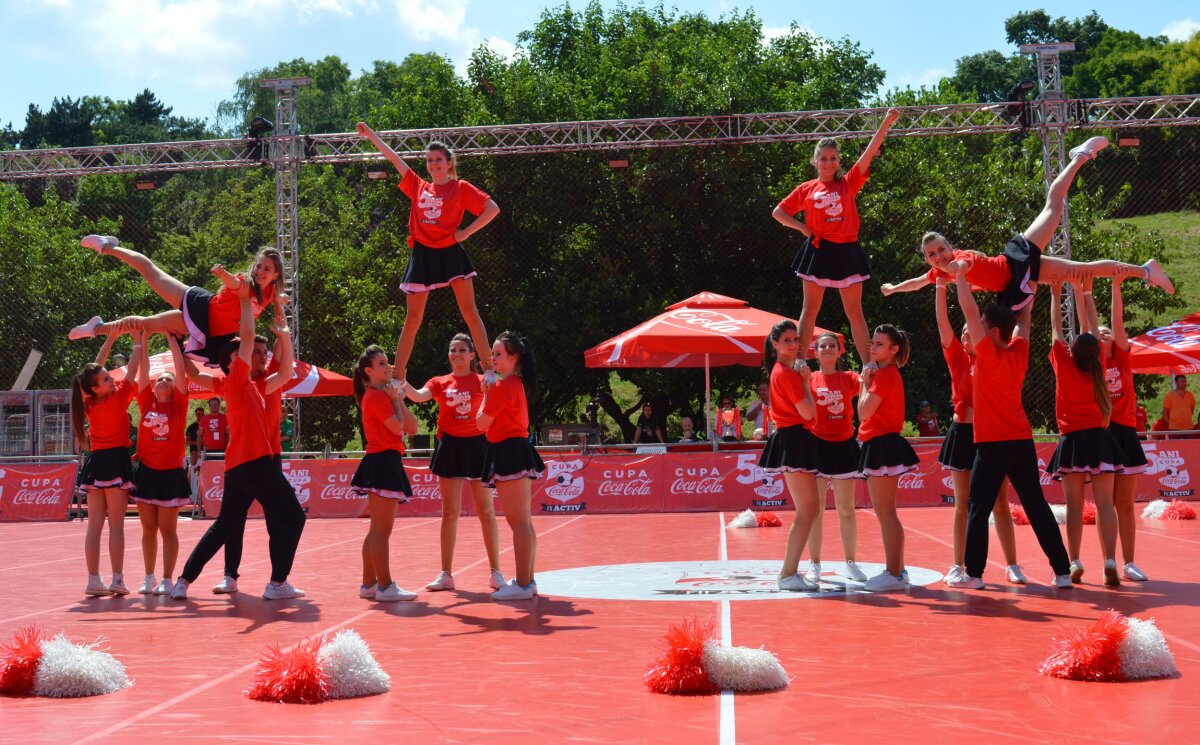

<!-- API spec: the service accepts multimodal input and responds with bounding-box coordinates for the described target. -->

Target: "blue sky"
[4,1,1198,132]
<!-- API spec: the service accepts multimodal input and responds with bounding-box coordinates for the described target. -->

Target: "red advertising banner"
[0,462,77,521]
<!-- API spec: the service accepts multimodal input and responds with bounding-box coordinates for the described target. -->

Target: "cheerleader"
[405,333,505,592]
[1089,280,1150,581]
[757,320,821,591]
[477,332,545,601]
[69,242,286,367]
[357,122,499,381]
[803,331,868,584]
[1047,279,1121,585]
[130,332,191,596]
[856,324,919,592]
[933,279,1024,585]
[773,108,900,365]
[73,331,142,597]
[351,345,420,602]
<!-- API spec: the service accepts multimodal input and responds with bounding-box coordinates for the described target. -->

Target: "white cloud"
[761,25,791,43]
[1162,18,1200,42]
[393,0,470,42]
[484,35,517,61]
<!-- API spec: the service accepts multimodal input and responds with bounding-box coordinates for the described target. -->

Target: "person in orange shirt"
[1162,374,1195,436]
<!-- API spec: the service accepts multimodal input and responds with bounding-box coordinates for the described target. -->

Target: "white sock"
[111,572,123,582]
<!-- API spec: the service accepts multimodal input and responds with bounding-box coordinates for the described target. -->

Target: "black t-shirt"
[186,422,199,448]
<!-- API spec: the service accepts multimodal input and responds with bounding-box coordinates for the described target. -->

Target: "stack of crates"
[0,391,35,457]
[36,390,74,456]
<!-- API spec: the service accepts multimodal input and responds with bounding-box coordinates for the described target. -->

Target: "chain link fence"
[2,125,1196,450]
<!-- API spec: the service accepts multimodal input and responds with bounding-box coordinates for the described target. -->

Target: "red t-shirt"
[916,412,940,437]
[426,373,484,438]
[776,168,868,244]
[858,364,906,441]
[1135,406,1148,432]
[925,250,1011,291]
[973,336,1032,443]
[768,362,814,431]
[481,376,530,443]
[809,369,858,441]
[198,412,228,451]
[399,171,491,248]
[1050,340,1108,434]
[85,378,136,451]
[1105,344,1137,429]
[361,388,405,455]
[207,283,275,338]
[221,357,272,470]
[135,389,190,470]
[943,340,975,421]
[254,358,283,455]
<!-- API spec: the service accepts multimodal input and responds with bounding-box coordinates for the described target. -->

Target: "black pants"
[181,456,305,584]
[221,453,286,578]
[965,439,1070,578]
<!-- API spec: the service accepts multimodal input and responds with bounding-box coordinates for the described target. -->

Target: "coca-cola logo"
[668,309,755,334]
[753,475,784,498]
[11,488,63,505]
[544,459,585,502]
[318,484,361,501]
[670,477,724,495]
[597,478,653,497]
[411,483,440,500]
[205,475,224,503]
[1036,459,1053,486]
[942,474,955,490]
[897,471,924,490]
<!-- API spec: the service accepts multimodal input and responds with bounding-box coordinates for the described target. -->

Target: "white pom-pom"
[32,635,130,698]
[701,641,788,691]
[727,509,758,529]
[1050,504,1068,525]
[1118,617,1178,680]
[318,630,390,699]
[1141,500,1168,519]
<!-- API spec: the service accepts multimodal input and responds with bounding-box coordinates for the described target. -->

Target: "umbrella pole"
[706,354,715,452]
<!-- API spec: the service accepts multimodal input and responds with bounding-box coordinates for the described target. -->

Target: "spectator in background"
[678,415,704,443]
[186,406,204,474]
[915,400,941,437]
[716,395,742,441]
[198,397,228,454]
[746,381,771,436]
[280,414,294,453]
[1151,416,1169,441]
[1135,403,1148,433]
[633,403,665,444]
[1162,374,1194,437]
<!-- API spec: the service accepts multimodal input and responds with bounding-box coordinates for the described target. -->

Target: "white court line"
[717,512,735,745]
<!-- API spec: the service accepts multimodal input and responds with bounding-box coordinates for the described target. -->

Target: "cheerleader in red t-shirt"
[757,321,820,591]
[933,279,1024,585]
[357,122,500,380]
[1088,280,1149,581]
[772,108,899,365]
[856,324,919,592]
[1047,279,1122,586]
[803,331,868,583]
[477,332,545,601]
[73,331,143,597]
[406,333,505,592]
[131,332,191,596]
[69,240,286,367]
[351,345,421,602]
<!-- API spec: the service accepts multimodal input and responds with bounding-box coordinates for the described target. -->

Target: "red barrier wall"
[0,462,77,521]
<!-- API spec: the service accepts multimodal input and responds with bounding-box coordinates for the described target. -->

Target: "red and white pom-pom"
[1081,500,1097,525]
[990,503,1030,526]
[247,630,389,704]
[644,619,788,695]
[0,626,130,698]
[1143,499,1197,520]
[755,511,782,527]
[1039,611,1177,682]
[727,509,758,528]
[1050,504,1068,525]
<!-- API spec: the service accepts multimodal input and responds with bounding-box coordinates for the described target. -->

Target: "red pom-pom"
[644,618,720,695]
[1039,610,1129,682]
[1163,500,1197,520]
[0,626,45,695]
[756,511,782,527]
[1081,500,1097,525]
[246,637,330,704]
[1009,502,1030,525]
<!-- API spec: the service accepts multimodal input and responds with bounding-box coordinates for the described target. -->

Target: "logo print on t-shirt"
[813,189,843,218]
[143,410,170,439]
[418,188,443,222]
[815,387,845,417]
[446,387,472,418]
[1106,366,1122,395]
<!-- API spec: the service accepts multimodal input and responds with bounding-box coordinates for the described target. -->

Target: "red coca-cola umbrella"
[583,292,843,444]
[1129,311,1200,375]
[111,351,353,399]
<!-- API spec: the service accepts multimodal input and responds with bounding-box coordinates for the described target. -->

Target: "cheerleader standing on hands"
[757,320,821,592]
[477,332,545,601]
[405,333,506,592]
[351,346,421,602]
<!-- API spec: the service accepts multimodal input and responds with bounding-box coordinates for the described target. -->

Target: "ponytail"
[763,319,797,373]
[1071,333,1112,420]
[353,345,386,405]
[497,331,537,399]
[71,363,104,449]
[874,324,910,368]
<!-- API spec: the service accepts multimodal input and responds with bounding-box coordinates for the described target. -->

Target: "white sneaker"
[359,583,378,599]
[944,564,966,584]
[153,578,174,595]
[491,579,536,600]
[81,234,119,253]
[85,577,114,597]
[1144,259,1175,295]
[170,580,190,600]
[777,573,819,592]
[212,576,239,594]
[483,370,497,386]
[803,562,822,585]
[1069,560,1085,584]
[842,560,868,583]
[1122,562,1148,582]
[945,574,985,590]
[1069,136,1108,162]
[262,581,306,600]
[1052,574,1074,589]
[425,571,455,591]
[1005,565,1027,585]
[1103,559,1121,586]
[108,576,130,595]
[863,570,909,593]
[68,315,103,340]
[376,583,418,602]
[138,575,157,594]
[488,569,507,590]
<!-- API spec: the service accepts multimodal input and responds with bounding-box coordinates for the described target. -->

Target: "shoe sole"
[1070,568,1084,583]
[85,589,115,597]
[425,585,455,591]
[1104,567,1121,586]
[213,588,239,594]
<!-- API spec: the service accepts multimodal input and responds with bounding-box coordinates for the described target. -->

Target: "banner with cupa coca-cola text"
[0,463,78,521]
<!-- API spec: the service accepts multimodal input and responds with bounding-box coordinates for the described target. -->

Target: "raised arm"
[1014,302,1033,343]
[95,331,120,366]
[953,270,985,354]
[883,274,934,298]
[1076,275,1099,336]
[852,107,901,176]
[236,281,255,367]
[211,263,244,292]
[356,122,413,178]
[181,354,218,391]
[455,199,500,244]
[1110,279,1129,351]
[134,330,151,391]
[1050,282,1066,345]
[934,279,956,348]
[263,321,294,396]
[165,333,188,396]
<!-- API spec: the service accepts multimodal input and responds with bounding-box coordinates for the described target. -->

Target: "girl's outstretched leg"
[394,291,430,381]
[449,278,491,371]
[796,281,826,365]
[83,238,189,309]
[838,283,871,366]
